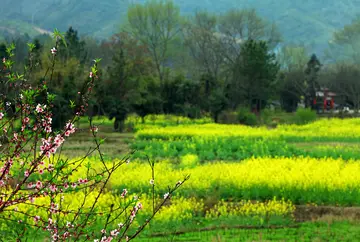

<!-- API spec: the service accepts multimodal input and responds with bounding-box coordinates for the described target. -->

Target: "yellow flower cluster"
[206,198,295,219]
[69,156,360,205]
[136,118,360,141]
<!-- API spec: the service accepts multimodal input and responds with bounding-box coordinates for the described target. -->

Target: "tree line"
[1,0,360,131]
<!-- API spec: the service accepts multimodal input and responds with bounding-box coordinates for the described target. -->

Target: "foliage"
[237,107,258,126]
[294,108,317,125]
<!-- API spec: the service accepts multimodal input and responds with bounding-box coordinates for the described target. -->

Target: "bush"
[294,108,317,125]
[218,110,238,124]
[237,107,258,126]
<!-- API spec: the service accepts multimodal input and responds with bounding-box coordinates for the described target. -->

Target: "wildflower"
[164,192,169,199]
[101,229,106,234]
[118,223,123,228]
[71,183,77,189]
[6,101,11,106]
[149,179,154,185]
[89,72,93,78]
[176,180,182,185]
[24,170,29,177]
[2,57,5,63]
[133,195,138,200]
[126,159,130,164]
[23,117,30,123]
[0,112,3,120]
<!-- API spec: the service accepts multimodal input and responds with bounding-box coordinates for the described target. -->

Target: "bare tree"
[218,9,282,66]
[125,0,182,82]
[328,63,360,110]
[182,11,224,80]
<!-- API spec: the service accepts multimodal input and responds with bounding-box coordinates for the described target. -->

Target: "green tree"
[235,40,279,111]
[304,54,322,109]
[131,76,163,123]
[58,26,87,64]
[276,45,309,112]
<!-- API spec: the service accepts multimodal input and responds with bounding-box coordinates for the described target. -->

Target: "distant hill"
[1,0,359,54]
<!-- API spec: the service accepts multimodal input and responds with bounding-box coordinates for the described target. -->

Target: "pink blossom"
[63,183,69,189]
[49,184,57,192]
[29,196,35,203]
[36,181,43,189]
[24,170,29,177]
[51,47,57,55]
[71,183,77,189]
[45,126,52,133]
[101,229,106,234]
[0,112,3,120]
[110,229,119,237]
[48,164,54,172]
[36,104,43,113]
[137,202,143,210]
[38,169,44,175]
[23,117,30,123]
[89,72,93,78]
[121,189,127,198]
[33,215,40,223]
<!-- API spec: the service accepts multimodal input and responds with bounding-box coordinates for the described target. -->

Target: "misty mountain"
[1,0,360,53]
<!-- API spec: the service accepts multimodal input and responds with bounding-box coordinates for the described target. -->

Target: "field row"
[56,156,360,205]
[130,137,360,161]
[135,119,360,142]
[3,194,294,240]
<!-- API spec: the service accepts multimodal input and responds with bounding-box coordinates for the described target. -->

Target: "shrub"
[237,107,258,126]
[180,154,199,168]
[294,108,317,125]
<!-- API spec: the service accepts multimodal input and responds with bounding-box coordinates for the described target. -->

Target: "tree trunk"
[114,117,124,132]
